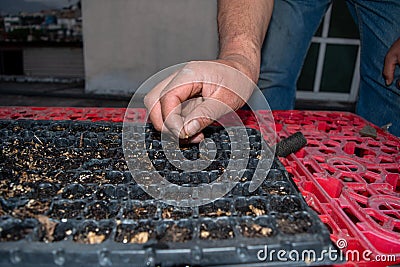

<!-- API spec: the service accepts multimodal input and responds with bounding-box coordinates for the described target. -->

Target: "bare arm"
[218,0,273,83]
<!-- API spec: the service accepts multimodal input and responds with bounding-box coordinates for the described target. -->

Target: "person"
[144,0,400,139]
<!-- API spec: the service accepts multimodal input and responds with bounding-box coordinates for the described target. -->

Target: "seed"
[200,231,210,239]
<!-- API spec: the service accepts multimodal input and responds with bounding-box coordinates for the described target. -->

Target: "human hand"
[383,37,400,87]
[143,60,256,143]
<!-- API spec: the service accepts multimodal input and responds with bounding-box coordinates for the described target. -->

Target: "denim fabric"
[258,0,400,136]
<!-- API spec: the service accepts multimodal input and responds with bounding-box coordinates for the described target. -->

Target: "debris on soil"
[12,200,50,218]
[200,230,210,239]
[161,207,191,220]
[115,222,154,244]
[86,231,106,244]
[249,205,265,216]
[37,215,57,242]
[130,232,149,244]
[73,222,111,244]
[211,208,231,217]
[241,223,273,238]
[200,222,234,240]
[360,125,377,138]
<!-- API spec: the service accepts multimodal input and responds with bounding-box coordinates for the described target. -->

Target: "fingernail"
[385,80,390,86]
[185,120,200,137]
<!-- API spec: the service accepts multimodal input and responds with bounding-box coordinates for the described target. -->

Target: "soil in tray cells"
[269,196,303,213]
[11,199,51,218]
[0,218,36,241]
[162,206,192,220]
[144,124,263,186]
[0,120,323,248]
[115,222,155,244]
[235,198,267,217]
[61,184,96,200]
[49,201,85,219]
[129,184,153,201]
[200,220,234,240]
[84,201,120,220]
[199,199,232,217]
[52,221,74,241]
[261,182,292,195]
[158,224,193,243]
[276,213,313,234]
[96,184,128,200]
[240,223,273,238]
[73,221,113,244]
[122,204,157,220]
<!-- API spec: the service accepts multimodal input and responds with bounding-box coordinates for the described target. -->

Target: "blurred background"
[0,0,359,110]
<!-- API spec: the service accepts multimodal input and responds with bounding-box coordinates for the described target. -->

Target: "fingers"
[183,98,232,137]
[180,98,204,118]
[383,38,400,86]
[160,82,203,138]
[144,72,179,131]
[147,101,164,131]
[384,53,398,86]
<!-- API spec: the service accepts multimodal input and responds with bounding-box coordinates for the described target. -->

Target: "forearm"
[217,0,273,83]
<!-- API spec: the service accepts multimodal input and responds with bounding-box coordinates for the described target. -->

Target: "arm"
[218,0,273,83]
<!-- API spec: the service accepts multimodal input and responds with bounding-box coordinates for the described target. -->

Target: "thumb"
[183,98,232,137]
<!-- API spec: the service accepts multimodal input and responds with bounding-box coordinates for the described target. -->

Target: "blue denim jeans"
[258,0,400,136]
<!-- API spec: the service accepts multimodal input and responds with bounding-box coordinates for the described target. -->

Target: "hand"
[383,37,400,87]
[143,60,256,143]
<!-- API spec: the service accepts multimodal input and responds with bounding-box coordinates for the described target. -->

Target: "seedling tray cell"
[0,119,339,266]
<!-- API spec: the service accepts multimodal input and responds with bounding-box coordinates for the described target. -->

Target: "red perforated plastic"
[0,107,399,266]
[0,106,145,122]
[260,110,400,267]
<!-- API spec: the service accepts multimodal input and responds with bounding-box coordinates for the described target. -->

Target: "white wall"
[82,0,218,95]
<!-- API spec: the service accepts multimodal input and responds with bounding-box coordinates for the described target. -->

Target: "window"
[297,0,360,102]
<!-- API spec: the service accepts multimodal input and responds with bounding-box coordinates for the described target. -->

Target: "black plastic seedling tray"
[0,120,341,266]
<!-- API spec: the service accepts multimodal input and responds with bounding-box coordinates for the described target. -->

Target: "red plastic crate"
[0,107,399,266]
[0,106,144,122]
[260,110,400,266]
